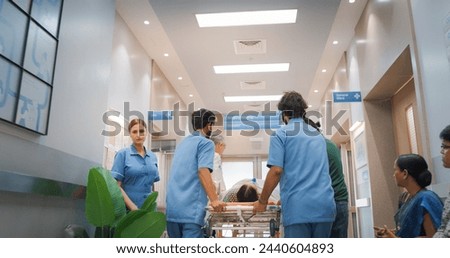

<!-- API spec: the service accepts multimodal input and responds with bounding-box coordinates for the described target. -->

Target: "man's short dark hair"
[440,125,450,141]
[192,108,216,130]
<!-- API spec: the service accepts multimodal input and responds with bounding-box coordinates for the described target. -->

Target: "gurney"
[204,203,281,237]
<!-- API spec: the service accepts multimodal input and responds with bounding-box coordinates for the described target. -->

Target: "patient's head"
[236,184,258,202]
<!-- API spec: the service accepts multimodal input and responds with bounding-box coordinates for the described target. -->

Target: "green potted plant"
[85,167,166,237]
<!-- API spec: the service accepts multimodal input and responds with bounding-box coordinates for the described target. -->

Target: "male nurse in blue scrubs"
[166,108,225,238]
[254,91,336,238]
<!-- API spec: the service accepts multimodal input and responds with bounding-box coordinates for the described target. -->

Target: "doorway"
[391,78,422,155]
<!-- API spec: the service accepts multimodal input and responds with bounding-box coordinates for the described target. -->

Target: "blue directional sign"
[148,110,173,120]
[332,91,362,103]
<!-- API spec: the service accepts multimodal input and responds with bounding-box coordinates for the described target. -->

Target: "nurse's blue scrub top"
[267,118,336,226]
[166,131,215,226]
[111,145,160,208]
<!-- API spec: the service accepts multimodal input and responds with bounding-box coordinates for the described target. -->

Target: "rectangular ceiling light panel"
[214,63,290,74]
[224,95,282,102]
[196,9,297,27]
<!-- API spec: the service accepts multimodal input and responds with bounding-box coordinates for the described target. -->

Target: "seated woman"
[374,154,443,238]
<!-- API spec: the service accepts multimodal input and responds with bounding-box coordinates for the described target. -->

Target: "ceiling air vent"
[240,81,266,90]
[234,39,266,55]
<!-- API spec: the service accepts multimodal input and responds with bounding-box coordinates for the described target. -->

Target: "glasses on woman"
[441,144,450,150]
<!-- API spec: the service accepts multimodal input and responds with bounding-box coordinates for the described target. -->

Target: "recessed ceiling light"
[214,63,290,74]
[177,76,183,80]
[189,94,194,97]
[308,105,313,108]
[144,20,150,25]
[314,90,319,93]
[224,95,282,102]
[332,40,339,45]
[349,0,356,3]
[322,69,327,73]
[196,9,297,27]
[163,53,169,57]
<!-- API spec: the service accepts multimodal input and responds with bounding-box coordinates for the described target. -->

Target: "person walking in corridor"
[253,91,336,238]
[166,108,224,238]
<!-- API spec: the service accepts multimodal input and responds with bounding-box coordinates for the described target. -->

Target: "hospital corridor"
[0,0,449,240]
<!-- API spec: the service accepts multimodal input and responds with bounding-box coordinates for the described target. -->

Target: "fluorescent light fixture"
[196,9,297,27]
[214,63,289,74]
[224,95,282,102]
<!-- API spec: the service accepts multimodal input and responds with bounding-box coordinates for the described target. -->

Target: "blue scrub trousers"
[167,222,203,238]
[284,222,333,238]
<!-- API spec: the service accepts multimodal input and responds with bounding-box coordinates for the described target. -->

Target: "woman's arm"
[117,181,138,211]
[422,212,437,237]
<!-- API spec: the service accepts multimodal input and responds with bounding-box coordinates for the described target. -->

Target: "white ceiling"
[117,0,367,114]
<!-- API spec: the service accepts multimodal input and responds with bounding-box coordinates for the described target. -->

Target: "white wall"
[0,0,117,237]
[410,0,450,184]
[0,0,116,185]
[344,0,416,234]
[355,0,414,96]
[109,14,151,119]
[340,0,450,236]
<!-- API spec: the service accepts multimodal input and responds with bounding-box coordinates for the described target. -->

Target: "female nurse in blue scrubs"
[111,118,160,211]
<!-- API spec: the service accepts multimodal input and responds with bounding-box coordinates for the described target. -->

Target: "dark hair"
[440,125,450,141]
[277,91,308,119]
[396,154,432,188]
[304,117,321,131]
[236,184,258,202]
[128,118,147,133]
[192,108,216,130]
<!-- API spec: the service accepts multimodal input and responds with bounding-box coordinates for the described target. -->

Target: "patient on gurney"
[236,183,258,202]
[208,179,280,237]
[222,178,279,204]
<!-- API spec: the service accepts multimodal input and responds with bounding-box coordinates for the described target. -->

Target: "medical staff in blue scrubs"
[166,108,225,238]
[254,91,336,238]
[111,118,160,211]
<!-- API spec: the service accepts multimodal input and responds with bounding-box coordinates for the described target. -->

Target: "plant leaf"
[114,210,147,237]
[85,168,115,226]
[95,167,127,224]
[140,191,158,212]
[115,212,166,238]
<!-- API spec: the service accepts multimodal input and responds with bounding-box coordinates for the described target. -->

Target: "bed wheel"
[203,221,213,238]
[269,219,279,237]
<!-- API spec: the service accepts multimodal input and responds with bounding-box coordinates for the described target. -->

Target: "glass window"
[221,161,253,190]
[261,160,268,179]
[0,0,28,65]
